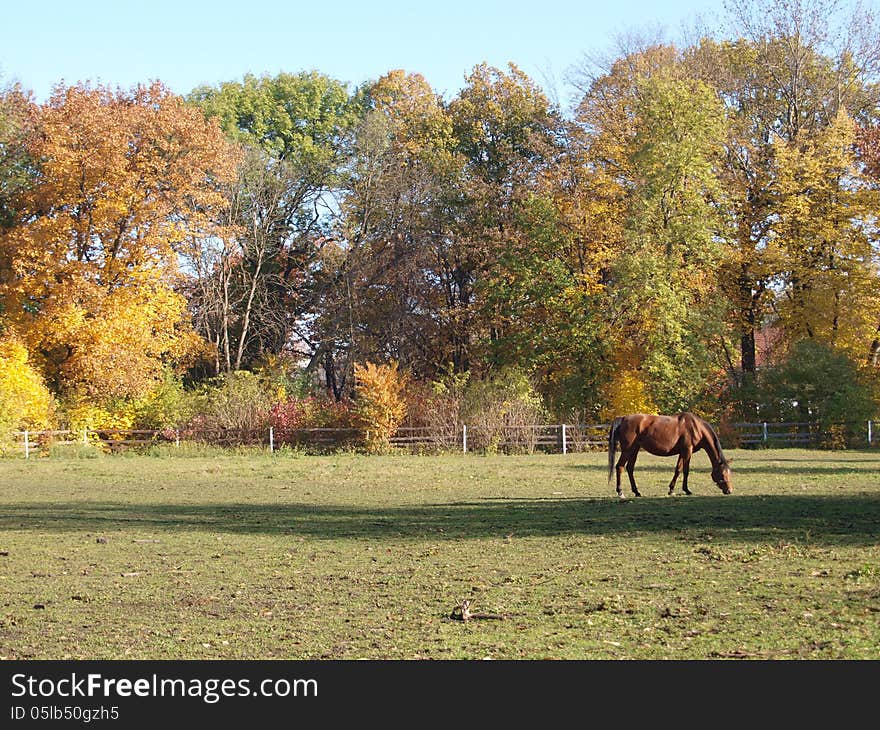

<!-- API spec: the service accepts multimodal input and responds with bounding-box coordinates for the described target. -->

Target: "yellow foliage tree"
[0,81,239,402]
[771,110,880,361]
[0,338,56,432]
[599,369,656,422]
[353,361,408,453]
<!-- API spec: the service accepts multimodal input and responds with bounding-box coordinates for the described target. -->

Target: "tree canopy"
[2,0,880,430]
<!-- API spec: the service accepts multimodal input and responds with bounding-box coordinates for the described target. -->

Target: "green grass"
[0,448,878,659]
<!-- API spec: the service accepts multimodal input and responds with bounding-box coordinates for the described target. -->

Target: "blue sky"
[2,0,728,105]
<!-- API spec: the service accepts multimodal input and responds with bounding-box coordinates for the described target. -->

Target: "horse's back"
[617,412,700,455]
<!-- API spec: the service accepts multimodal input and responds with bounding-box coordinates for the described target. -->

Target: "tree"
[621,71,733,412]
[449,63,566,379]
[0,82,238,401]
[0,83,33,231]
[770,110,880,361]
[571,47,734,414]
[856,122,880,366]
[317,70,466,395]
[858,124,880,178]
[695,0,880,385]
[186,72,359,376]
[758,339,876,424]
[184,148,314,374]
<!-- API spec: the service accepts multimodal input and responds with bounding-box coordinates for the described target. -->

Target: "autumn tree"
[0,82,239,402]
[184,148,314,375]
[857,123,880,365]
[691,0,880,392]
[317,70,464,396]
[770,111,880,359]
[0,83,33,232]
[449,64,566,374]
[858,124,880,179]
[186,72,359,376]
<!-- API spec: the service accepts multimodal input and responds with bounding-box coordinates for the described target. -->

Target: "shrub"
[254,354,314,402]
[64,400,132,433]
[0,338,57,433]
[184,370,275,438]
[57,396,136,451]
[758,340,875,427]
[129,369,194,430]
[353,361,409,453]
[402,377,464,451]
[269,395,354,447]
[460,368,547,454]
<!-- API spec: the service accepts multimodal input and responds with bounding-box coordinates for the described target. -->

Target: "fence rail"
[5,419,876,458]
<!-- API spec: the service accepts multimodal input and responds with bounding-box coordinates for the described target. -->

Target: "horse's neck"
[702,432,723,467]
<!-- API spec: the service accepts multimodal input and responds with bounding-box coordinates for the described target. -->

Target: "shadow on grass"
[569,461,880,476]
[1,494,878,546]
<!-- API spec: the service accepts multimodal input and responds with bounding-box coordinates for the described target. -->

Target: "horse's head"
[712,463,732,494]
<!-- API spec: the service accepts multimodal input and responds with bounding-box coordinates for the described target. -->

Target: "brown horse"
[607,412,732,497]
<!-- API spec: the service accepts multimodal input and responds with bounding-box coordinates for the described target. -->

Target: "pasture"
[0,448,877,660]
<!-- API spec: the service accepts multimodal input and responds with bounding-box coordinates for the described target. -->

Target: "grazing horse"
[607,412,732,497]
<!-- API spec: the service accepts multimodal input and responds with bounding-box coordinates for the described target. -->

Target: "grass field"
[0,447,877,660]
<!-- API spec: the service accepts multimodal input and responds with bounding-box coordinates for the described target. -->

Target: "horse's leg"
[668,455,685,495]
[626,447,641,497]
[681,453,692,495]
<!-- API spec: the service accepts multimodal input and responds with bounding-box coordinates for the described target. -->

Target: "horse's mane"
[701,417,729,467]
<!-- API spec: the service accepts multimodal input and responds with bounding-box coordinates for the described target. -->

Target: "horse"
[607,412,732,498]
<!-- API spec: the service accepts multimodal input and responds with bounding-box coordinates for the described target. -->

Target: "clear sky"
[1,0,729,106]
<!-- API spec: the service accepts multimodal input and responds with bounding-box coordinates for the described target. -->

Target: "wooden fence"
[6,419,877,458]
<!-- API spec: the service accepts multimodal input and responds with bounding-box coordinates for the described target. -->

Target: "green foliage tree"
[757,340,876,425]
[0,83,33,231]
[621,71,733,413]
[186,72,360,376]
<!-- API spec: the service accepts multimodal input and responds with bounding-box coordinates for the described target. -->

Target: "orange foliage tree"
[0,82,240,401]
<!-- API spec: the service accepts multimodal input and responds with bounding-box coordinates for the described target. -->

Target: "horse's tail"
[607,417,621,483]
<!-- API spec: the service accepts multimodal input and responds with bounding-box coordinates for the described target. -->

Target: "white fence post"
[269,426,274,453]
[83,429,88,445]
[175,429,180,448]
[462,424,467,454]
[869,420,873,446]
[762,422,768,443]
[24,430,29,459]
[561,424,567,455]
